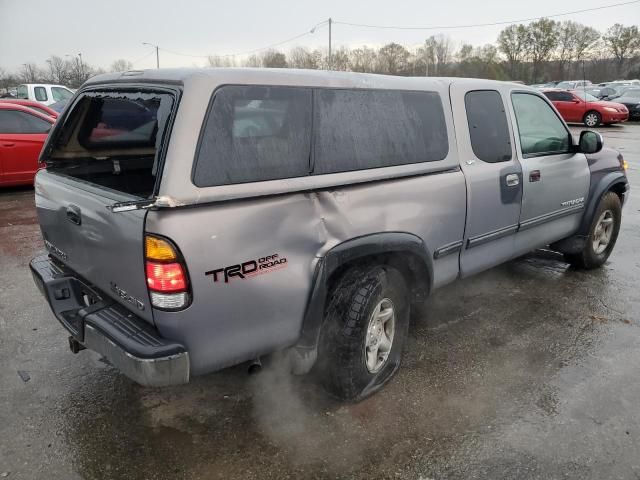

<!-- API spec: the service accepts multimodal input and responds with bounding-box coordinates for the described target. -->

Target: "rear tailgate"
[35,171,152,322]
[35,86,179,324]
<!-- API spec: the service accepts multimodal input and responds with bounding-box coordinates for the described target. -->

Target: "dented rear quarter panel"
[146,173,466,375]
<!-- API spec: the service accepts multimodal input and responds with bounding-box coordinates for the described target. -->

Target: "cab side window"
[464,90,512,163]
[0,110,51,134]
[511,93,571,157]
[34,87,48,102]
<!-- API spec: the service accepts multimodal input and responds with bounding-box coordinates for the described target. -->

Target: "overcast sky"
[1,0,638,72]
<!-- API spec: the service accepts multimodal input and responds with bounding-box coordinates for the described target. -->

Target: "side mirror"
[578,130,603,154]
[573,99,581,103]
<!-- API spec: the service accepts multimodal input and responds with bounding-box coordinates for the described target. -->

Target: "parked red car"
[0,99,59,119]
[542,88,628,127]
[0,103,54,187]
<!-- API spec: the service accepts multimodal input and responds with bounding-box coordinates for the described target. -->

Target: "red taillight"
[146,261,187,293]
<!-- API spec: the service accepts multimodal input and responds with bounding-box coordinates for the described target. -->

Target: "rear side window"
[464,90,511,163]
[17,85,28,99]
[194,86,312,187]
[0,110,51,133]
[34,87,48,102]
[313,89,448,174]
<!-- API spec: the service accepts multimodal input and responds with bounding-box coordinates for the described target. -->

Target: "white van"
[17,83,74,106]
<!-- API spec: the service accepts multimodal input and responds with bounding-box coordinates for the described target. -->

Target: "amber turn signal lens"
[623,159,628,171]
[145,235,177,261]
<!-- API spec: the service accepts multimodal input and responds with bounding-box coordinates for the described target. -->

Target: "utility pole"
[328,17,332,70]
[143,43,160,69]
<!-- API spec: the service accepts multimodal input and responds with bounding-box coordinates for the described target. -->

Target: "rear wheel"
[583,110,601,127]
[565,192,621,269]
[317,265,409,401]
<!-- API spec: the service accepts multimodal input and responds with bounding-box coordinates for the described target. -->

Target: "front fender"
[578,171,628,237]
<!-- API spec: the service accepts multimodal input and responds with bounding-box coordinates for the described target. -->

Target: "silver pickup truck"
[30,69,629,401]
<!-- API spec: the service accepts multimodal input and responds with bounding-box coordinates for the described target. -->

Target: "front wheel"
[583,110,602,127]
[316,265,409,401]
[565,192,621,269]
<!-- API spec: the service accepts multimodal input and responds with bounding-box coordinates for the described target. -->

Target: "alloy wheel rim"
[586,114,598,126]
[364,298,395,373]
[592,209,614,255]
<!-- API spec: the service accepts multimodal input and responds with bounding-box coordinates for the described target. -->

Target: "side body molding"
[289,232,434,374]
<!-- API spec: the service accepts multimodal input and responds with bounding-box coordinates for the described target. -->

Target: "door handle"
[2,142,15,147]
[66,205,82,225]
[529,170,541,182]
[505,174,520,187]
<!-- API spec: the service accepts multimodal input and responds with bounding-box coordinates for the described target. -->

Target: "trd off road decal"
[205,254,288,284]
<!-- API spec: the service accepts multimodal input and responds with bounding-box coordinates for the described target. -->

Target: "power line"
[130,49,156,66]
[156,20,328,59]
[333,0,640,30]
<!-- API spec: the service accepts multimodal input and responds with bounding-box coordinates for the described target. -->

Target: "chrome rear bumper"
[30,254,190,387]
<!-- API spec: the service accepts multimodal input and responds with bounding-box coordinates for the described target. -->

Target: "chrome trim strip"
[519,204,584,231]
[466,224,519,249]
[83,324,190,387]
[433,240,464,259]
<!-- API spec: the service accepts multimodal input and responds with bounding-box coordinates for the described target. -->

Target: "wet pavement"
[1,123,639,480]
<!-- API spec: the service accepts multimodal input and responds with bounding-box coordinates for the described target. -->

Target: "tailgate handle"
[66,205,82,225]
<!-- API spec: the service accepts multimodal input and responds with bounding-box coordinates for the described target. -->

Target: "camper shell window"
[45,90,175,198]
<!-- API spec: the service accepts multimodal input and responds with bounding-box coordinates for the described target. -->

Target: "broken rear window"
[45,90,175,198]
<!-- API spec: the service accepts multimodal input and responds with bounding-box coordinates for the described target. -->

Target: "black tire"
[583,110,602,128]
[565,192,621,269]
[316,265,409,401]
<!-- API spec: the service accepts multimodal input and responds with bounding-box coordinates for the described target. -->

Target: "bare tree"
[206,56,235,68]
[526,18,559,83]
[45,56,72,84]
[330,46,351,71]
[497,24,529,80]
[261,50,287,68]
[415,41,435,76]
[426,35,453,75]
[603,24,640,76]
[377,43,410,75]
[20,63,42,83]
[556,21,600,78]
[110,59,133,72]
[349,46,377,73]
[288,47,320,69]
[243,54,262,67]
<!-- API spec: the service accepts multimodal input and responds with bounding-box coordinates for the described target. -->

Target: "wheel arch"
[288,232,433,374]
[578,171,627,237]
[552,171,628,255]
[583,109,601,125]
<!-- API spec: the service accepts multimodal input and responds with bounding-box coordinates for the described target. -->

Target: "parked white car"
[556,80,592,89]
[16,83,74,106]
